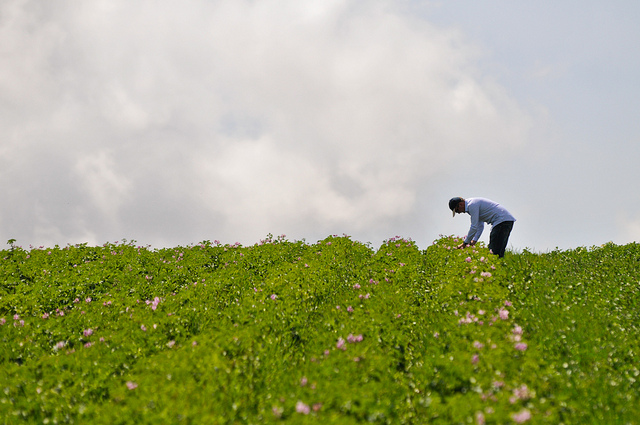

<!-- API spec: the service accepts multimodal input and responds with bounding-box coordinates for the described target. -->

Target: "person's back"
[466,197,515,227]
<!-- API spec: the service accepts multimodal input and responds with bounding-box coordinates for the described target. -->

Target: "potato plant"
[1,236,639,424]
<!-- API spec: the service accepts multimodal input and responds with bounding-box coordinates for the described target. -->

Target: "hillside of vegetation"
[1,236,639,424]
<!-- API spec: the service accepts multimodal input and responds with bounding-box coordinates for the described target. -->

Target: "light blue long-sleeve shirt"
[463,198,516,244]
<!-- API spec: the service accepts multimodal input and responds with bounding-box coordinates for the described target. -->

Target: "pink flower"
[513,325,523,335]
[272,406,284,418]
[167,340,176,348]
[498,308,509,320]
[347,306,354,312]
[336,337,346,350]
[300,377,308,386]
[458,316,472,325]
[141,325,147,331]
[347,334,363,343]
[513,384,532,400]
[83,328,93,337]
[515,342,528,351]
[151,297,160,310]
[353,283,361,289]
[471,354,480,364]
[465,257,472,262]
[511,409,532,423]
[85,297,92,303]
[475,411,486,425]
[472,341,484,350]
[504,300,512,307]
[13,314,19,320]
[459,311,478,325]
[126,381,138,390]
[0,318,5,325]
[270,294,277,300]
[42,313,49,319]
[295,401,310,415]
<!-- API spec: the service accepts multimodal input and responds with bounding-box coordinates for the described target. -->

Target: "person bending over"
[449,196,516,258]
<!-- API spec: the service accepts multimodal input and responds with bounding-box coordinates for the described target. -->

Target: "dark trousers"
[489,221,514,258]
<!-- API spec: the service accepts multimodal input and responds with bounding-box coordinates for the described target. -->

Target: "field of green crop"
[1,235,639,424]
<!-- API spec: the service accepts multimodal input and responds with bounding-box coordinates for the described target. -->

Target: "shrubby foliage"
[1,236,639,424]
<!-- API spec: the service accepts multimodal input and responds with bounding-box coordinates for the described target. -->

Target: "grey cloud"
[0,0,534,248]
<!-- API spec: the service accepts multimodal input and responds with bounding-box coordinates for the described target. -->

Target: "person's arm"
[456,201,480,249]
[464,203,483,245]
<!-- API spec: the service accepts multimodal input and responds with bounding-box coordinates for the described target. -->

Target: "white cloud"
[74,151,132,219]
[0,0,534,247]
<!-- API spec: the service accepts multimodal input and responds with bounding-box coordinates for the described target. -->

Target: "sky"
[1,0,639,252]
